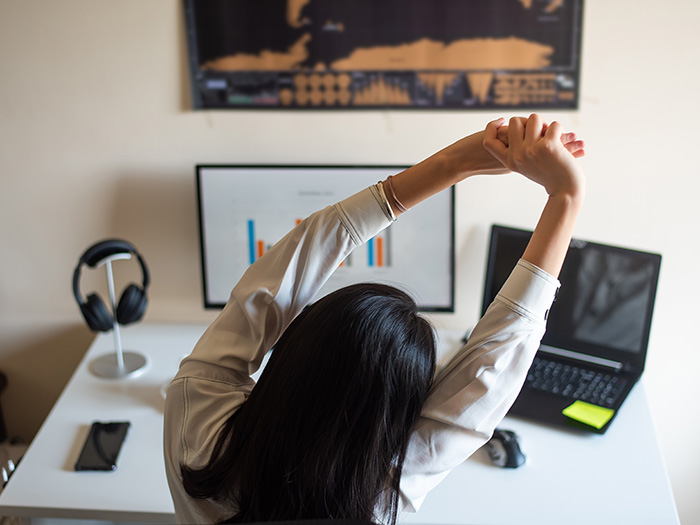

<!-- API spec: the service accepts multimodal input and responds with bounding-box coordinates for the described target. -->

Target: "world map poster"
[184,0,583,110]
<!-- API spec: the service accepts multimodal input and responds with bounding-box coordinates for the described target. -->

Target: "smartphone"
[74,421,130,471]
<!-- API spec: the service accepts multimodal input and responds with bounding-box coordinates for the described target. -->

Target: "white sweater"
[163,185,560,523]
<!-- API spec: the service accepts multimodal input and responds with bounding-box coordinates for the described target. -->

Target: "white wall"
[1,0,698,521]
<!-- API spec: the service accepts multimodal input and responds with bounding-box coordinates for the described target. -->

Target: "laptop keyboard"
[525,357,628,408]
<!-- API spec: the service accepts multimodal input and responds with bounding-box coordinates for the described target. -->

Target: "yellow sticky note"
[562,401,615,430]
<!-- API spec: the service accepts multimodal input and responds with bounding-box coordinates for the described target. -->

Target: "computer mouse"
[483,429,526,468]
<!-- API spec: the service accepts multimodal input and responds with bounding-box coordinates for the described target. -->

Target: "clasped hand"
[483,114,586,199]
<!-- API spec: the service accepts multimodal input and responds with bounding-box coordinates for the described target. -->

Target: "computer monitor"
[196,165,455,312]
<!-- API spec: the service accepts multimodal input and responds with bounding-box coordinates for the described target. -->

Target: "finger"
[484,117,508,151]
[544,120,564,143]
[498,117,528,146]
[509,116,528,127]
[524,113,545,143]
[564,139,585,155]
[496,125,510,146]
[483,117,509,160]
[508,116,526,151]
[566,139,586,158]
[561,132,578,145]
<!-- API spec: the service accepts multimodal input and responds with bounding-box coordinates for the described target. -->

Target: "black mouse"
[483,429,526,468]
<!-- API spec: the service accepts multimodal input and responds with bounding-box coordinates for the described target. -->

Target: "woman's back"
[182,283,436,522]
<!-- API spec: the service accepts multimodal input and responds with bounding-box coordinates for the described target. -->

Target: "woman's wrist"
[546,175,586,203]
[440,130,510,180]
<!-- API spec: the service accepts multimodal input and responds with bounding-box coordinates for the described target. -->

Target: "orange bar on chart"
[376,237,384,267]
[257,240,265,259]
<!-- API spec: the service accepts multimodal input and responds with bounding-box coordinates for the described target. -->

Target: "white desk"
[0,323,679,524]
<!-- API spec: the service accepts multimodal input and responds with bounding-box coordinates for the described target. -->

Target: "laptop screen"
[197,165,455,312]
[482,225,661,371]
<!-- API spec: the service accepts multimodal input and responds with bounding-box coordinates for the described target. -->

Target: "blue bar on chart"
[247,219,256,265]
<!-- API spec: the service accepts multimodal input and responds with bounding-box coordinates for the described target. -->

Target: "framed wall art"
[184,0,583,110]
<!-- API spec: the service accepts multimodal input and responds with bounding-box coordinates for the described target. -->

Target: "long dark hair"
[181,283,437,524]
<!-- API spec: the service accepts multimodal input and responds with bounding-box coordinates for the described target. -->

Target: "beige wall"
[1,0,698,521]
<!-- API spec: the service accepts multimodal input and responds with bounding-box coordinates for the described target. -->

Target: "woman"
[164,114,586,523]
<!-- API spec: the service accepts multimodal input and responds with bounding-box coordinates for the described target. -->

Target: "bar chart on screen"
[197,165,454,311]
[247,216,391,269]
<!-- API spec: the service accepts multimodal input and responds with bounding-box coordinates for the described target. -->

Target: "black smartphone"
[74,421,130,471]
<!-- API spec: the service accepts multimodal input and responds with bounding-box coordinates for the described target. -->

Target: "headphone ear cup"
[116,284,147,325]
[81,293,114,332]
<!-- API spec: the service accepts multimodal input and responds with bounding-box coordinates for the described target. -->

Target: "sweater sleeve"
[176,184,394,383]
[398,259,560,511]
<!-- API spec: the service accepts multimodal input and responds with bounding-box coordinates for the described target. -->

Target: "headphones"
[72,239,150,332]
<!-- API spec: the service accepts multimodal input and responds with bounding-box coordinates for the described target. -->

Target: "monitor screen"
[197,165,455,312]
[482,225,661,369]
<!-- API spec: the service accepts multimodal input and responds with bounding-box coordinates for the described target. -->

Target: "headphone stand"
[88,254,148,379]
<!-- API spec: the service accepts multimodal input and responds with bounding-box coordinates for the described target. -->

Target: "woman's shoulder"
[165,366,253,469]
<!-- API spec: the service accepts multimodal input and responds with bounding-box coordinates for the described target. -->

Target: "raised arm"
[384,119,584,219]
[398,115,585,511]
[483,114,586,277]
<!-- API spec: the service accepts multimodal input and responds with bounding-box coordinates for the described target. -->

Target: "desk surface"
[0,323,679,524]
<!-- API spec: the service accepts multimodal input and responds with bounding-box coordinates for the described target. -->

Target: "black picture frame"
[183,0,584,110]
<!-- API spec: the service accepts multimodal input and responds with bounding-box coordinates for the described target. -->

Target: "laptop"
[482,225,662,434]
